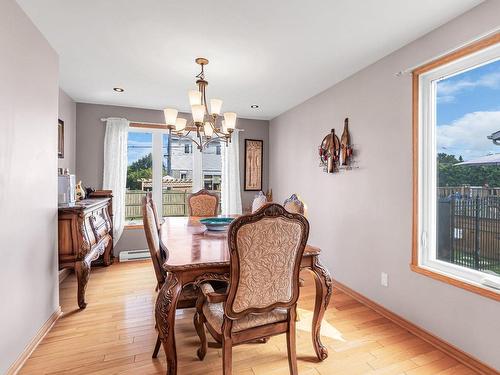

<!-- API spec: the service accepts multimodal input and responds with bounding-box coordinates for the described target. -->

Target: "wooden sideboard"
[58,191,113,309]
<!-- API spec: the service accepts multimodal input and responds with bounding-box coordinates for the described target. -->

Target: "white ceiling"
[17,0,482,120]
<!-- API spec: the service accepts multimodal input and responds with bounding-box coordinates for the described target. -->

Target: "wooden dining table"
[155,216,333,375]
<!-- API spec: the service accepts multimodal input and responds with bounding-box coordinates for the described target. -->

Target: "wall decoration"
[58,119,64,158]
[244,139,263,191]
[318,117,356,173]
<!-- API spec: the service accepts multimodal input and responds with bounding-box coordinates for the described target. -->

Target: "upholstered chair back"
[146,192,162,232]
[225,204,309,319]
[188,189,219,217]
[251,191,268,213]
[283,194,305,215]
[142,196,165,286]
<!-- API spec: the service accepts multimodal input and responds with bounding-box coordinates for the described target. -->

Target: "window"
[126,132,153,225]
[414,34,500,300]
[124,129,223,224]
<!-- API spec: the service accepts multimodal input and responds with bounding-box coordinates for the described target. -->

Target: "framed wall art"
[58,119,64,158]
[244,139,263,191]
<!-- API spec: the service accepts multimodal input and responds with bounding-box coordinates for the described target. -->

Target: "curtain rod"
[395,27,500,76]
[100,118,244,131]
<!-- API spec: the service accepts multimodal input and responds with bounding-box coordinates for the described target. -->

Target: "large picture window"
[124,128,222,224]
[413,34,500,300]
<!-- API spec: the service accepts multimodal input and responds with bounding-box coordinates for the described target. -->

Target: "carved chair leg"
[194,296,208,360]
[103,240,113,266]
[287,308,298,375]
[222,320,233,375]
[152,335,161,358]
[75,258,91,309]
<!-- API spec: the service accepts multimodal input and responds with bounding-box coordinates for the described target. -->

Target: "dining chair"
[194,203,309,375]
[283,193,305,215]
[142,193,199,358]
[188,189,219,217]
[251,191,268,213]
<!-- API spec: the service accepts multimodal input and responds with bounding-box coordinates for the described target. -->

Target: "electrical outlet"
[381,272,388,287]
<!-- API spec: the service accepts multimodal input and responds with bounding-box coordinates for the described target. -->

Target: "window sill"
[410,263,500,302]
[124,224,144,230]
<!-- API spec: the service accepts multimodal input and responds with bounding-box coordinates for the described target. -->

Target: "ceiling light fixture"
[250,105,259,109]
[113,87,124,92]
[163,58,239,151]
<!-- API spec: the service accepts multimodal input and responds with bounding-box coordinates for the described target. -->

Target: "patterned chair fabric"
[283,194,305,215]
[188,189,219,217]
[251,191,268,213]
[225,204,309,318]
[200,283,287,333]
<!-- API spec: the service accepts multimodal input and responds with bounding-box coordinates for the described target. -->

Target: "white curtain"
[103,118,129,244]
[221,130,242,215]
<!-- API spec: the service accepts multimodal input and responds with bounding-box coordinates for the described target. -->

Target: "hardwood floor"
[20,261,478,375]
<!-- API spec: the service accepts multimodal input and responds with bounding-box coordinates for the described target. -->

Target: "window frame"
[412,33,500,302]
[125,124,207,228]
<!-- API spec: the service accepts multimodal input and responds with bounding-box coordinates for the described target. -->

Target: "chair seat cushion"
[202,301,288,334]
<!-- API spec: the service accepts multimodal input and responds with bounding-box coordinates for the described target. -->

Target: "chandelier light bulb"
[223,112,237,130]
[188,90,202,106]
[164,108,178,125]
[204,122,214,137]
[175,117,187,131]
[192,104,205,123]
[210,99,223,115]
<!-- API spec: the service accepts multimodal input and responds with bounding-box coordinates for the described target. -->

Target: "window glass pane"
[125,132,153,224]
[162,134,193,217]
[435,58,500,275]
[203,140,222,210]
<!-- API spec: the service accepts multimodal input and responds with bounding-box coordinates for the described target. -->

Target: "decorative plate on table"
[199,217,234,231]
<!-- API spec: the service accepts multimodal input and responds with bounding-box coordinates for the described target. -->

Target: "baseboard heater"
[119,249,151,262]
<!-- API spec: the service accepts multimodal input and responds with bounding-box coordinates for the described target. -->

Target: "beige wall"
[269,1,500,370]
[0,0,59,372]
[75,103,269,253]
[58,89,76,172]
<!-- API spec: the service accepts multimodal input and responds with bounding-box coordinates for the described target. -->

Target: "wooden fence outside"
[125,190,221,219]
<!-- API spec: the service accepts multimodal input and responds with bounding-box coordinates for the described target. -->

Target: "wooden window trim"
[411,32,500,302]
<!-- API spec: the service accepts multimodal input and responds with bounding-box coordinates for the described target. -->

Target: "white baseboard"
[6,307,62,375]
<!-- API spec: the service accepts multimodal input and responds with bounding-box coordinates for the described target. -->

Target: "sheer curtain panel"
[103,118,129,244]
[221,130,242,215]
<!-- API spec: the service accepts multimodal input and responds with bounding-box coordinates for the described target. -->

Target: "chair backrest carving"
[188,189,219,217]
[225,203,309,319]
[142,194,165,286]
[251,191,268,213]
[283,193,305,215]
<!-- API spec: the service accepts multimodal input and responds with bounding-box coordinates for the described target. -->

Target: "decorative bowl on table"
[199,217,234,231]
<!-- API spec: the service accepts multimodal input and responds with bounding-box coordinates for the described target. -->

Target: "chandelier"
[163,57,238,150]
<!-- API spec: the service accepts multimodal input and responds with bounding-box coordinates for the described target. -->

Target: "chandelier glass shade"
[163,57,237,150]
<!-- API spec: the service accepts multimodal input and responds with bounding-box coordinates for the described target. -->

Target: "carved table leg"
[155,273,182,375]
[103,239,113,266]
[75,258,91,309]
[309,256,333,361]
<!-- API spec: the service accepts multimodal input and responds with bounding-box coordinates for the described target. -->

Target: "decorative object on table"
[340,118,353,166]
[58,119,64,158]
[266,188,273,203]
[318,117,357,173]
[75,181,86,201]
[251,191,268,212]
[199,217,235,231]
[284,193,306,215]
[162,57,240,150]
[244,139,263,191]
[58,174,76,205]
